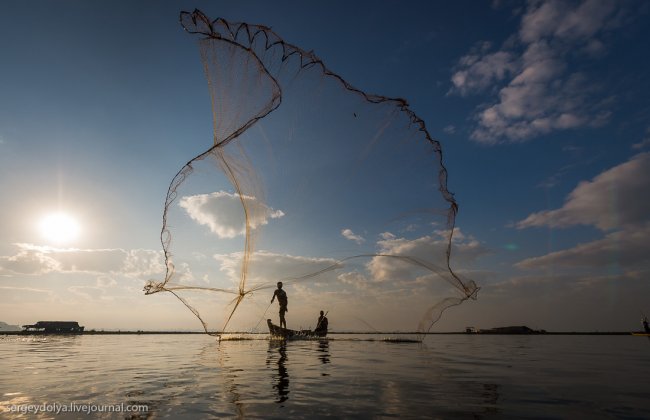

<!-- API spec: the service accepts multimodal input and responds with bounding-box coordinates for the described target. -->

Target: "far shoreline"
[0,330,639,335]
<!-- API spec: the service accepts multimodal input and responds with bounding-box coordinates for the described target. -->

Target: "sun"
[39,212,81,245]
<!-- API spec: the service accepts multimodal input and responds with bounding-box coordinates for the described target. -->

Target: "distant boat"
[632,315,650,336]
[267,319,327,339]
[22,321,85,333]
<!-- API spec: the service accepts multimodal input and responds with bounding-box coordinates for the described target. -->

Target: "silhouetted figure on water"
[315,310,328,334]
[643,315,650,333]
[271,281,288,329]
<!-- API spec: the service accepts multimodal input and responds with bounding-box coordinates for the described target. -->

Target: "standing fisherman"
[271,282,288,328]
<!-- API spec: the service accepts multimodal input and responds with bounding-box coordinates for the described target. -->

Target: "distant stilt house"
[463,325,546,334]
[22,321,84,333]
[480,326,545,334]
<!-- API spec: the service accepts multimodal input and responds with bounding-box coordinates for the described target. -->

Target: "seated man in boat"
[271,281,288,329]
[315,310,328,334]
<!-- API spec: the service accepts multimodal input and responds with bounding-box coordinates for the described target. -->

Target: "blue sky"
[1,0,649,332]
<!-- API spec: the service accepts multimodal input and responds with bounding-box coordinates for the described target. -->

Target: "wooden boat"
[634,316,650,336]
[267,319,327,338]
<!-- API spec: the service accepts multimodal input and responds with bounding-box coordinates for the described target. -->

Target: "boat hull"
[267,319,326,338]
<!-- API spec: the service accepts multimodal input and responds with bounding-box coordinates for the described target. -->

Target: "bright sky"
[1,1,649,332]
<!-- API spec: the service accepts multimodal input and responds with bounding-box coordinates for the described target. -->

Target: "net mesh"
[144,10,479,335]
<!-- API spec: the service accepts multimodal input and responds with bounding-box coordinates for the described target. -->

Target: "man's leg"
[280,309,286,328]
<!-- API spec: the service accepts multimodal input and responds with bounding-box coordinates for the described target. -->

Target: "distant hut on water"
[22,321,85,333]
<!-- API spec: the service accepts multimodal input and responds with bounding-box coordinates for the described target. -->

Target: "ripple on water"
[0,334,649,418]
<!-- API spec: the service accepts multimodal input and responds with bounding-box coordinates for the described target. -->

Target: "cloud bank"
[517,152,650,231]
[516,153,650,272]
[0,244,165,278]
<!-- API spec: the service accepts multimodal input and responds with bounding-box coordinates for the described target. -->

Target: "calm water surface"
[1,334,649,419]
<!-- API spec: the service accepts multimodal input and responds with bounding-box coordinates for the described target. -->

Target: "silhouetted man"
[271,281,288,328]
[315,310,328,334]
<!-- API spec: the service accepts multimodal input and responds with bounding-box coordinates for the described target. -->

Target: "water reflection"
[318,339,330,366]
[266,340,289,404]
[2,335,649,417]
[199,338,247,418]
[481,383,500,415]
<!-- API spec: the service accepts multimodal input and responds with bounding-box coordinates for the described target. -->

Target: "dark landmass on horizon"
[2,320,642,335]
[0,330,639,335]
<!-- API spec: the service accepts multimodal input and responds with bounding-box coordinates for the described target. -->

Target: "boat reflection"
[318,339,330,366]
[266,338,332,403]
[266,340,289,404]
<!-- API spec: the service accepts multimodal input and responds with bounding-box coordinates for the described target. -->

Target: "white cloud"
[337,271,370,290]
[0,246,60,275]
[179,191,284,239]
[380,232,395,240]
[552,0,619,41]
[0,244,165,278]
[212,250,340,288]
[518,0,566,43]
[632,127,650,150]
[368,228,489,282]
[518,152,650,230]
[123,249,166,277]
[341,228,365,244]
[443,125,456,134]
[97,276,118,288]
[632,138,650,150]
[203,229,486,297]
[516,222,650,270]
[450,45,517,96]
[450,0,625,143]
[516,0,619,44]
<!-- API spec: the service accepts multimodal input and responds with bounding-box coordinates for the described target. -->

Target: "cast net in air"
[144,10,479,335]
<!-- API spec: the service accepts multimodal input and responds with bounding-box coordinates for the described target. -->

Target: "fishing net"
[144,10,479,334]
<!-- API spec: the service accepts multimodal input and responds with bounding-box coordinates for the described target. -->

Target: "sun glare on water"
[39,212,81,245]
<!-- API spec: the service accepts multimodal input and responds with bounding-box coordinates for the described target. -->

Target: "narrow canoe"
[267,319,327,338]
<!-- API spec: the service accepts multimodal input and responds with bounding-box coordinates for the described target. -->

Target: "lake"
[1,334,649,418]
